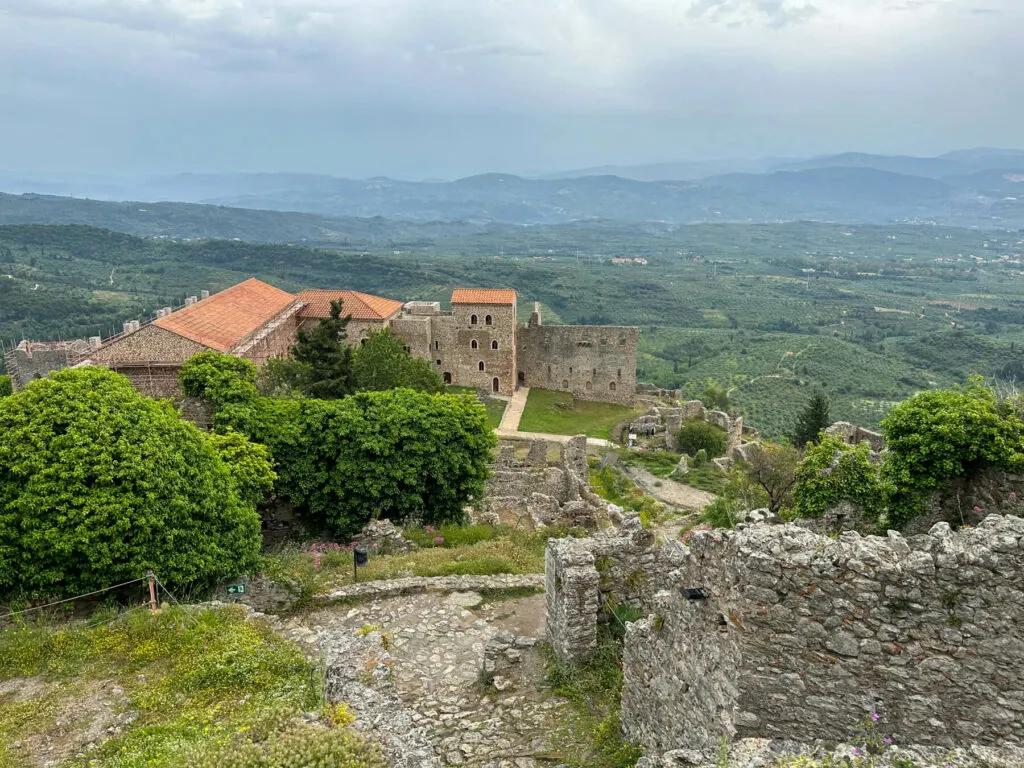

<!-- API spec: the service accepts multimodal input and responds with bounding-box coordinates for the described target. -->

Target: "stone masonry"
[620,516,1024,755]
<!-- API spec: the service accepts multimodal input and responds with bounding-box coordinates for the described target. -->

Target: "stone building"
[86,278,302,398]
[11,279,639,406]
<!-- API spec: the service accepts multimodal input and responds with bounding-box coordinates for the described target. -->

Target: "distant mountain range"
[2,148,1023,228]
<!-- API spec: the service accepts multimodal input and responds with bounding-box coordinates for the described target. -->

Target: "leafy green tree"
[880,380,1024,525]
[179,350,259,405]
[208,430,276,507]
[791,436,886,520]
[0,368,261,598]
[699,384,730,412]
[792,391,831,448]
[676,418,727,458]
[744,443,800,514]
[217,389,495,533]
[284,299,354,399]
[0,375,11,398]
[351,329,444,394]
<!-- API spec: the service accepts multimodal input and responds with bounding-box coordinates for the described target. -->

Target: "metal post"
[147,570,158,613]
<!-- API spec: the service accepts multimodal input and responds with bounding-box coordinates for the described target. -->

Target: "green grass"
[681,464,731,495]
[518,389,643,440]
[618,449,682,478]
[447,386,507,428]
[0,605,384,768]
[541,611,644,768]
[263,525,551,595]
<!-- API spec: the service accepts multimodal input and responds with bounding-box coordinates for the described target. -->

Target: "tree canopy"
[0,367,262,598]
[284,299,354,399]
[0,375,11,398]
[351,328,444,394]
[792,392,830,448]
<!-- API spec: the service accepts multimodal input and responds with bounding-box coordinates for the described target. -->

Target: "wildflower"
[1011,492,1018,503]
[852,747,861,756]
[973,505,983,513]
[433,536,445,545]
[425,525,435,534]
[883,737,893,745]
[871,712,879,722]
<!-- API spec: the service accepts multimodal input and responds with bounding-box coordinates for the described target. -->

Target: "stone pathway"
[497,387,529,433]
[296,590,568,767]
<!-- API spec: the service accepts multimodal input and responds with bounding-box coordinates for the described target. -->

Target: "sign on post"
[226,583,246,595]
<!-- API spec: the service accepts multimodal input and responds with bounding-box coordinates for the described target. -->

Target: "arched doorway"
[492,377,500,393]
[443,372,452,384]
[517,371,525,385]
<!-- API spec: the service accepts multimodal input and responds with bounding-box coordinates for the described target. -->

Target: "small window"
[471,339,478,349]
[434,340,439,350]
[619,336,626,345]
[569,366,573,374]
[609,382,617,392]
[443,372,452,384]
[404,345,410,353]
[485,315,492,326]
[617,368,622,378]
[592,368,596,377]
[479,361,485,371]
[585,381,592,391]
[492,377,499,393]
[562,379,569,389]
[491,340,498,350]
[471,314,478,325]
[360,338,368,346]
[436,359,442,366]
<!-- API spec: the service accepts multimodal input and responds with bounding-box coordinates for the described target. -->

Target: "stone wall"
[233,304,302,366]
[4,339,93,390]
[824,420,886,452]
[544,516,672,662]
[620,516,1024,754]
[91,324,209,365]
[517,324,638,406]
[482,435,607,529]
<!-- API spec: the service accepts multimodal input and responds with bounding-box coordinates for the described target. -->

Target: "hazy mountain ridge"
[2,148,1023,228]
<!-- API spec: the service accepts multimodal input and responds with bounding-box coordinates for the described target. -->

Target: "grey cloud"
[440,42,546,57]
[686,0,818,26]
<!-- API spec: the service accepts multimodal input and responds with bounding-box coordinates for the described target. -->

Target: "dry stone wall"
[620,516,1024,755]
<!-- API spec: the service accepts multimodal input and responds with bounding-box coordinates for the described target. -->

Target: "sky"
[0,0,1021,179]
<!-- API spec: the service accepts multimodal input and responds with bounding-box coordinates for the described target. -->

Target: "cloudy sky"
[0,0,1020,178]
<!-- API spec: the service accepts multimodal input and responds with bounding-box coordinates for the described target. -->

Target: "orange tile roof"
[154,278,296,352]
[295,290,404,321]
[450,288,517,305]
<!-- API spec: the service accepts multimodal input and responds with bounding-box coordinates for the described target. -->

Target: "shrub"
[0,375,11,398]
[676,419,727,458]
[699,384,730,412]
[791,436,886,520]
[744,443,800,514]
[352,328,444,394]
[0,368,261,598]
[219,389,495,534]
[179,350,259,405]
[207,430,277,507]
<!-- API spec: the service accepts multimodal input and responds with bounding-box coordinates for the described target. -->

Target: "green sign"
[226,584,246,595]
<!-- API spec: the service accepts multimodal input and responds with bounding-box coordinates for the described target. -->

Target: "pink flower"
[871,712,879,722]
[973,505,983,513]
[884,737,893,744]
[433,536,445,545]
[425,526,435,534]
[1010,492,1018,503]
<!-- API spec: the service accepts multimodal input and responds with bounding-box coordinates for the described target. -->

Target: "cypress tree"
[793,391,831,448]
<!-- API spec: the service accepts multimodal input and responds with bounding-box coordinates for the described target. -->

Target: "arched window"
[443,372,452,384]
[617,368,622,378]
[434,340,439,350]
[471,314,478,325]
[478,361,485,371]
[492,377,500,393]
[471,339,478,349]
[585,381,592,391]
[491,340,498,350]
[485,315,493,326]
[609,382,617,392]
[561,379,569,389]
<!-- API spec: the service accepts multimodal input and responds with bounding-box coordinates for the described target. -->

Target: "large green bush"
[791,436,886,519]
[0,375,11,398]
[675,418,727,458]
[352,328,444,393]
[0,368,261,598]
[179,350,259,405]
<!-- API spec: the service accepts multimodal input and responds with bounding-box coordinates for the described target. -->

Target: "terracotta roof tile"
[295,290,404,321]
[450,288,517,305]
[154,278,296,352]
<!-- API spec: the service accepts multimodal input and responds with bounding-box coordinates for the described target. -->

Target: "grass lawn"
[0,606,383,768]
[264,524,550,595]
[518,389,642,440]
[447,386,507,429]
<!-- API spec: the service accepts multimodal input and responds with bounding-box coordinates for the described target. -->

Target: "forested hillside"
[4,221,1024,437]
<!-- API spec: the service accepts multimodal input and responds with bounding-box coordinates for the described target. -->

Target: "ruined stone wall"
[620,516,1024,754]
[6,347,75,389]
[517,325,637,405]
[297,317,391,345]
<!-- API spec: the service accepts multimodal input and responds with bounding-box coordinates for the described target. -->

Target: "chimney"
[201,290,210,300]
[185,296,198,307]
[123,321,135,334]
[131,320,142,332]
[89,336,102,351]
[161,306,172,317]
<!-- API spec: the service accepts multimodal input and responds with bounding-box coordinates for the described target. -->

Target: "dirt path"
[497,386,529,432]
[624,466,717,511]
